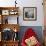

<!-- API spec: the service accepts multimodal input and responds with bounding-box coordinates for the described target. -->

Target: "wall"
[18,26,43,44]
[18,0,44,26]
[0,0,44,26]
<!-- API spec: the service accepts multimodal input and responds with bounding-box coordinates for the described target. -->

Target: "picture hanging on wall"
[23,7,37,21]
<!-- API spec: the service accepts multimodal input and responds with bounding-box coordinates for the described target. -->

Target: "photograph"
[2,10,9,15]
[23,7,37,21]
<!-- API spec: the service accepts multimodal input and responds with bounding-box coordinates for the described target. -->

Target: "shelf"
[0,7,19,24]
[2,41,19,46]
[0,24,20,32]
[0,7,18,10]
[0,7,19,15]
[0,7,19,46]
[1,15,19,24]
[2,40,19,43]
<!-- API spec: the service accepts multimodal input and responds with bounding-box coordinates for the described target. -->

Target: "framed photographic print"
[23,7,37,21]
[2,10,9,15]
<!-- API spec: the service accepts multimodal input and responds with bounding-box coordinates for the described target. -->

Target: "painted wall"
[18,0,44,26]
[18,26,44,44]
[0,0,44,26]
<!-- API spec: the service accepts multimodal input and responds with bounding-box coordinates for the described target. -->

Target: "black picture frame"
[23,7,37,21]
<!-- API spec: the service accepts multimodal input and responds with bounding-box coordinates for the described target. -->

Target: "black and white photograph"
[23,7,37,21]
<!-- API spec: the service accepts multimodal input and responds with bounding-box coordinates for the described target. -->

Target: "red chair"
[21,28,41,46]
